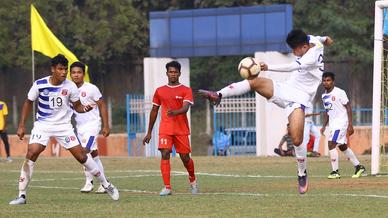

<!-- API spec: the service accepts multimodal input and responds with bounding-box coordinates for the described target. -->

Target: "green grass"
[1,156,388,217]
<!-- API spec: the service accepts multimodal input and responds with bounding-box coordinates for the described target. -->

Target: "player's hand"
[167,109,178,116]
[324,36,334,46]
[83,104,93,112]
[347,125,354,136]
[143,133,151,145]
[17,126,25,140]
[259,62,268,71]
[101,127,110,137]
[320,127,326,136]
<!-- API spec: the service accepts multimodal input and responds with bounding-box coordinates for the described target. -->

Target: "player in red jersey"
[143,60,198,196]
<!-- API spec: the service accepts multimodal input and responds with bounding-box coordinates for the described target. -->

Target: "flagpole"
[32,50,36,121]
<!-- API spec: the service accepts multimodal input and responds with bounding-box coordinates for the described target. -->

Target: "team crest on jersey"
[332,96,336,101]
[61,89,68,96]
[65,137,70,143]
[70,136,76,141]
[43,89,49,95]
[81,91,86,97]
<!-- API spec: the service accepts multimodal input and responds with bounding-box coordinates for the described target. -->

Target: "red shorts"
[158,135,191,154]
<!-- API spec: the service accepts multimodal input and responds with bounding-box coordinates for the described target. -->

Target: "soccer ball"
[238,57,260,80]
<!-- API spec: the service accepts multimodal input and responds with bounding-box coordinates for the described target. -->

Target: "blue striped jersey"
[27,76,79,128]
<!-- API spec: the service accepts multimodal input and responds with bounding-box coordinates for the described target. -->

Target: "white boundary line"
[25,185,388,199]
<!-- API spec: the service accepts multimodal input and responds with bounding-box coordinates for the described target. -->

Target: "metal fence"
[213,93,256,156]
[126,94,160,157]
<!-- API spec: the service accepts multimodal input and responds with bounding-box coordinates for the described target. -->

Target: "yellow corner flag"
[31,4,90,82]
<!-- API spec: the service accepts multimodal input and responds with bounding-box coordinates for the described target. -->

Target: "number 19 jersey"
[27,76,79,131]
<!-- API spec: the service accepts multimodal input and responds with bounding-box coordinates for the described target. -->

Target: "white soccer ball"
[238,57,260,80]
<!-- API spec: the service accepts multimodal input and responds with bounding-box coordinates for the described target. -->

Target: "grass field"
[1,156,388,217]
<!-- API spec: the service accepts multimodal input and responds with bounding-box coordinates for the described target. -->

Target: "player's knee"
[76,154,88,164]
[338,144,347,151]
[292,137,303,146]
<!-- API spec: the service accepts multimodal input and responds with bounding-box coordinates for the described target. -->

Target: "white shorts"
[77,130,99,151]
[29,126,80,149]
[328,128,347,145]
[269,81,310,116]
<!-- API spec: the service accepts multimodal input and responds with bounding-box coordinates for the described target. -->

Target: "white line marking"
[25,185,388,199]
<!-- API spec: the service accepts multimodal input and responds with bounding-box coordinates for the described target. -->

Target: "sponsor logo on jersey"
[43,89,49,95]
[61,89,68,96]
[81,91,86,97]
[65,137,70,143]
[175,96,183,99]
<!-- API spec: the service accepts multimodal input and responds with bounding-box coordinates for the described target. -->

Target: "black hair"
[165,60,181,72]
[70,61,86,73]
[322,71,335,81]
[286,29,308,49]
[51,54,68,67]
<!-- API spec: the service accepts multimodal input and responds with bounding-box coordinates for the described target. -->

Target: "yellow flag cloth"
[31,4,90,82]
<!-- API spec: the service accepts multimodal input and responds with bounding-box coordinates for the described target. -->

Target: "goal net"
[372,1,388,175]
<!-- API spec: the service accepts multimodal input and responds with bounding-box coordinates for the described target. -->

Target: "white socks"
[294,145,307,176]
[83,154,109,187]
[329,147,360,172]
[18,159,35,197]
[217,80,251,98]
[342,148,360,166]
[329,149,339,171]
[84,156,105,184]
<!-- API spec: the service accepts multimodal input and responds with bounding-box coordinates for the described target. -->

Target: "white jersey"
[321,87,349,129]
[73,82,102,131]
[269,35,326,105]
[27,76,79,131]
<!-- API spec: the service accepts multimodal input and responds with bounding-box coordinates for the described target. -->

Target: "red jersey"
[152,84,193,135]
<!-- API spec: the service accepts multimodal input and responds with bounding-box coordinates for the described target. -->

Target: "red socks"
[161,159,171,189]
[184,158,196,183]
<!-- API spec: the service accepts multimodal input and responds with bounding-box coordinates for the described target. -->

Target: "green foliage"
[0,0,148,70]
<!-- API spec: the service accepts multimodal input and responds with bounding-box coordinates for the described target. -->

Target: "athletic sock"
[161,159,171,189]
[18,159,35,197]
[83,166,94,184]
[342,147,360,166]
[217,80,251,98]
[83,154,109,187]
[294,144,307,177]
[184,158,196,183]
[329,148,339,171]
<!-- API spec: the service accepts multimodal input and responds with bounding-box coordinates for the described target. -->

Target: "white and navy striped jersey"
[27,76,79,131]
[321,87,349,129]
[73,82,102,131]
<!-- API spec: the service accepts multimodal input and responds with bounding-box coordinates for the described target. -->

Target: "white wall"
[254,52,294,156]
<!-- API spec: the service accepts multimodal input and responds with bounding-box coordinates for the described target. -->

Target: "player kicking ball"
[70,61,109,194]
[199,29,333,194]
[9,54,119,205]
[320,72,366,179]
[143,61,198,196]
